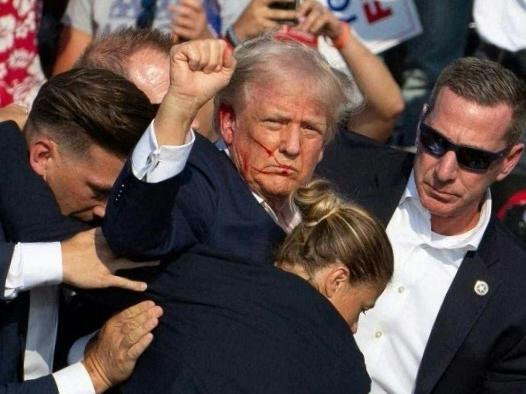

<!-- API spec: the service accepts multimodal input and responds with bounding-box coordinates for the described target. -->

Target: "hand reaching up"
[155,39,236,146]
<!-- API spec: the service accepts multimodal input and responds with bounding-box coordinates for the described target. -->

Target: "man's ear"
[323,265,350,299]
[219,104,236,144]
[497,143,524,182]
[28,137,57,180]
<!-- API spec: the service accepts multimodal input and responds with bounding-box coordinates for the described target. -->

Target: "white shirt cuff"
[131,120,195,183]
[3,242,62,299]
[52,362,95,394]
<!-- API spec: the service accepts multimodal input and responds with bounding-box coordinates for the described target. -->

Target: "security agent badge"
[474,280,489,296]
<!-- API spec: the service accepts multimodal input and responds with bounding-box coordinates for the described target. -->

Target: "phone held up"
[269,0,301,25]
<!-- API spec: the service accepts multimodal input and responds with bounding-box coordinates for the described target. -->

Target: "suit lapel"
[414,221,501,393]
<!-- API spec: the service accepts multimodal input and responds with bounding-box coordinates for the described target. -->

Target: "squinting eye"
[263,120,282,130]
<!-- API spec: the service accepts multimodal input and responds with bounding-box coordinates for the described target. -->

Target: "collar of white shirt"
[396,171,492,261]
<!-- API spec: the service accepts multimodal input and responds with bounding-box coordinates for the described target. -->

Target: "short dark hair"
[429,57,526,144]
[75,27,172,79]
[25,68,154,157]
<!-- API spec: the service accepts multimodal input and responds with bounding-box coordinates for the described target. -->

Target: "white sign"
[322,0,422,53]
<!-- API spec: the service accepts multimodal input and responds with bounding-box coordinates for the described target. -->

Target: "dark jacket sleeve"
[102,154,216,261]
[0,375,58,394]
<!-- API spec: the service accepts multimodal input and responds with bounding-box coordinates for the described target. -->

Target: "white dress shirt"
[4,242,94,393]
[354,172,491,394]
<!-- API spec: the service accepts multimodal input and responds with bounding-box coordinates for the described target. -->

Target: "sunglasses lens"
[420,125,446,156]
[457,148,491,170]
[419,123,506,172]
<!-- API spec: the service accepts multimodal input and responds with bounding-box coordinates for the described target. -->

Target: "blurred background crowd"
[1,0,525,241]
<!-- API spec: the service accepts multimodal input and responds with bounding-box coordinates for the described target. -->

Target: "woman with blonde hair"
[277,178,393,333]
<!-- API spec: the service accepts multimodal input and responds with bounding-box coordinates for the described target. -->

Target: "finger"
[173,4,201,19]
[173,16,199,31]
[221,41,236,70]
[172,26,199,40]
[106,274,148,292]
[122,305,163,331]
[182,42,203,70]
[175,0,203,12]
[298,7,322,33]
[310,14,328,35]
[265,8,297,22]
[118,300,157,319]
[297,0,314,17]
[194,40,213,71]
[205,40,222,73]
[122,307,161,346]
[127,332,154,361]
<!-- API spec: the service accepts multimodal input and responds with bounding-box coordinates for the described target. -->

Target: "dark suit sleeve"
[0,375,58,394]
[103,157,216,261]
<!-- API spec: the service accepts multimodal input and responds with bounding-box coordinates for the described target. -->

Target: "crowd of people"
[1,1,526,393]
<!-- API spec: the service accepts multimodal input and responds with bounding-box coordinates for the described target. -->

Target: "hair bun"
[294,179,341,227]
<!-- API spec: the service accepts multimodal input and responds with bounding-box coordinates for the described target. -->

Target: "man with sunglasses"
[316,57,526,393]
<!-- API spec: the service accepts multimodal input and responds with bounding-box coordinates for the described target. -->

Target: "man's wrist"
[82,346,111,394]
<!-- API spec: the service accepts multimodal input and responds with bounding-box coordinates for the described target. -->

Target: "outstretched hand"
[83,301,163,393]
[155,39,236,146]
[61,228,158,292]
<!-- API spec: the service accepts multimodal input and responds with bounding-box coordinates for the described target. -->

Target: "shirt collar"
[400,171,492,253]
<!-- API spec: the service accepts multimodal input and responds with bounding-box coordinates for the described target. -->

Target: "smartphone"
[269,0,299,10]
[269,0,301,25]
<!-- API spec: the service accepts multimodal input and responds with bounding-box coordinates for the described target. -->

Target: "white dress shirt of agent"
[130,37,354,233]
[2,68,163,394]
[354,58,526,393]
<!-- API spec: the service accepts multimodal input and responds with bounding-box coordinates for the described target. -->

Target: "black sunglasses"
[136,0,157,29]
[418,123,509,171]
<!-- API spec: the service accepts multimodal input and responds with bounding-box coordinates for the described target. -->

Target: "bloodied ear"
[219,104,236,144]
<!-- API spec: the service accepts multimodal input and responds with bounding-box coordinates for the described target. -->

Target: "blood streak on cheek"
[252,138,274,158]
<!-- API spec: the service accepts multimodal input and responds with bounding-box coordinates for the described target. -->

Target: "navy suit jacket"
[316,130,526,393]
[102,133,371,392]
[0,121,88,394]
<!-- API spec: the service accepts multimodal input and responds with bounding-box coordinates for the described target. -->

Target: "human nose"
[279,125,301,158]
[434,150,458,183]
